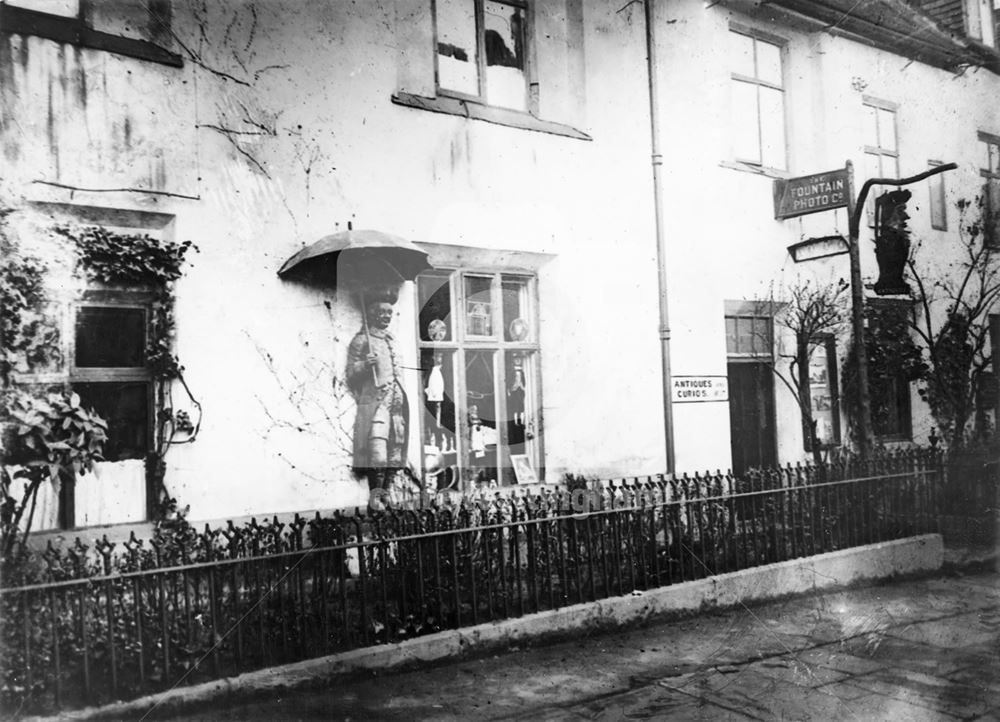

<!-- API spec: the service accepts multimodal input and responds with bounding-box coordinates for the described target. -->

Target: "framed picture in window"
[510,454,538,485]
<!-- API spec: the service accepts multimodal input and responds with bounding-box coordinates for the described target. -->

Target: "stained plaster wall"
[1,0,666,524]
[655,0,1000,471]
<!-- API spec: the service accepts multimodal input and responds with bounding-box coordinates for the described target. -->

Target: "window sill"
[391,92,591,141]
[0,3,182,68]
[719,160,791,180]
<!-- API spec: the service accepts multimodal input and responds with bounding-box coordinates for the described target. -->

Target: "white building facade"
[0,0,996,534]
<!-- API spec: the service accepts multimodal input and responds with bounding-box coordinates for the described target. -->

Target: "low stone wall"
[50,534,943,722]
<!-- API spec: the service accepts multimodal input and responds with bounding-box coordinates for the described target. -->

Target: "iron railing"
[0,450,940,716]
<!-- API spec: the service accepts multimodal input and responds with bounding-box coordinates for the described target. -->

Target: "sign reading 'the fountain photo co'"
[672,376,729,403]
[773,168,850,219]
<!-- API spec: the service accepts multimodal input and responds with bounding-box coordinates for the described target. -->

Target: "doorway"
[727,361,777,477]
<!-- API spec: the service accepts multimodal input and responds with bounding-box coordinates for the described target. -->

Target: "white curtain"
[74,459,146,527]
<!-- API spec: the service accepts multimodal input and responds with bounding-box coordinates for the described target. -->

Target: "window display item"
[508,317,529,342]
[426,354,445,402]
[428,319,448,342]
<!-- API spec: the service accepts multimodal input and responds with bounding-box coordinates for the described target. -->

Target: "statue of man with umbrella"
[277,227,432,493]
[345,285,408,490]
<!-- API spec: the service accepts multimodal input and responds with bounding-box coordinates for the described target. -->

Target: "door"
[727,361,777,477]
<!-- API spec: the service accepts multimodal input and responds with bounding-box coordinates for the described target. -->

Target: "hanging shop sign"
[773,168,850,219]
[787,235,850,263]
[672,376,729,403]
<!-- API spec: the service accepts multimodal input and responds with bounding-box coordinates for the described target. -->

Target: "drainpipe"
[644,0,675,473]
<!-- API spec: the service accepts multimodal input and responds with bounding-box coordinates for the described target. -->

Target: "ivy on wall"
[56,225,198,380]
[1,218,199,557]
[841,303,927,442]
[0,215,61,385]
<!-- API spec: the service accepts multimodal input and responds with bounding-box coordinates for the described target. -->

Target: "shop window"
[928,160,948,231]
[416,269,541,489]
[979,132,1000,248]
[435,0,529,111]
[729,27,786,171]
[0,0,181,66]
[806,337,841,449]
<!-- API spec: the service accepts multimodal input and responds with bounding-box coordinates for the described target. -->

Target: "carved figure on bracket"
[874,189,912,296]
[346,287,409,491]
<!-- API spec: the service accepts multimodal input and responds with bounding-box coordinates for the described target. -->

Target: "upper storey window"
[0,0,181,67]
[435,0,529,111]
[980,132,1000,248]
[730,28,786,171]
[965,0,999,48]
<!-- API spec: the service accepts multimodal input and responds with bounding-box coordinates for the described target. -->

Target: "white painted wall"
[655,0,1000,469]
[1,0,996,528]
[1,0,666,524]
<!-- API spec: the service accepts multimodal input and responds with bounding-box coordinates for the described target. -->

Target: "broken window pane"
[436,0,479,96]
[484,1,527,110]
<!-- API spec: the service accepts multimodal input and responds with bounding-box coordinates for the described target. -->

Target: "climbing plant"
[0,214,106,559]
[0,215,61,386]
[56,225,198,380]
[908,196,1000,450]
[1,219,199,558]
[56,224,200,507]
[841,302,927,443]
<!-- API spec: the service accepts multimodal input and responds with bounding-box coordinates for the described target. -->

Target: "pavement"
[152,563,1000,721]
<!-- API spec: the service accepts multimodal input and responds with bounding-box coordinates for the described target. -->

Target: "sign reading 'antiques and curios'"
[773,168,850,219]
[672,376,729,403]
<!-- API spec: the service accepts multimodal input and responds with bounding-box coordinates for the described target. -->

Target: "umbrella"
[277,228,432,284]
[278,228,433,386]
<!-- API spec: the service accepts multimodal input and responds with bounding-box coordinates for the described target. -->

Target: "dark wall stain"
[17,35,29,67]
[56,44,68,96]
[74,45,87,107]
[47,75,59,177]
[124,116,132,148]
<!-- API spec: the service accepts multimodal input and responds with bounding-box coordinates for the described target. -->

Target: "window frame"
[725,313,775,360]
[728,24,788,172]
[862,96,900,178]
[863,97,900,224]
[979,131,1000,249]
[65,289,156,527]
[867,299,914,442]
[0,0,182,67]
[928,159,949,231]
[805,335,842,451]
[965,0,999,47]
[432,0,533,112]
[415,267,545,489]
